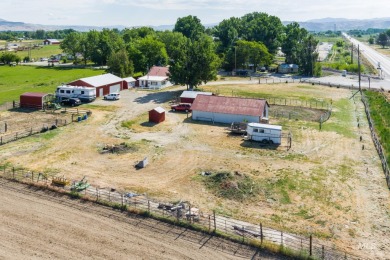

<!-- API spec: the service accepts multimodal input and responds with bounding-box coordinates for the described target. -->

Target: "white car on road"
[103,93,120,100]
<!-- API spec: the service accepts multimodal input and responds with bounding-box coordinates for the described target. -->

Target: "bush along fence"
[361,93,390,189]
[0,165,362,260]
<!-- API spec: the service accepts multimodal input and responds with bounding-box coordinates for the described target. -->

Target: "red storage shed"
[149,107,165,123]
[20,92,50,109]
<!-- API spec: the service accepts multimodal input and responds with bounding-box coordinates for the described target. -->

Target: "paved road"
[343,33,390,80]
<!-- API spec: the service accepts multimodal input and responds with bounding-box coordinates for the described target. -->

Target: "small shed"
[123,77,136,88]
[20,92,51,109]
[180,91,213,104]
[149,107,165,123]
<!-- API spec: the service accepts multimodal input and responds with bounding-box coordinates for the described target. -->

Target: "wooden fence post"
[309,234,313,256]
[322,245,325,260]
[281,231,283,246]
[31,171,34,182]
[121,194,124,206]
[12,167,15,179]
[213,210,216,232]
[260,223,263,244]
[208,215,211,233]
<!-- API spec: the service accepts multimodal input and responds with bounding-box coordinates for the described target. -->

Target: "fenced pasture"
[0,106,91,146]
[0,165,361,260]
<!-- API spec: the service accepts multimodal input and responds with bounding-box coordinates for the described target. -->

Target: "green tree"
[157,31,187,59]
[235,40,272,72]
[377,32,389,48]
[60,32,82,63]
[173,15,205,40]
[169,34,220,90]
[85,30,100,65]
[128,36,168,73]
[122,27,156,43]
[368,36,375,44]
[240,12,284,54]
[213,17,241,53]
[281,22,308,64]
[107,49,134,77]
[300,35,319,76]
[0,52,19,64]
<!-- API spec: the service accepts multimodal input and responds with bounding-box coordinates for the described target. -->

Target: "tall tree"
[128,36,168,73]
[240,12,284,54]
[169,34,220,89]
[282,22,308,64]
[377,32,389,48]
[300,35,319,76]
[173,15,205,40]
[213,17,241,53]
[60,32,82,63]
[107,49,134,77]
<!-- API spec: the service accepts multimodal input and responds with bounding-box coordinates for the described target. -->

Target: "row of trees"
[0,29,77,41]
[58,12,319,88]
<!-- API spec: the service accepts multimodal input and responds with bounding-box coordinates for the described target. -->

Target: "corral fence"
[0,165,362,260]
[361,92,390,189]
[0,103,91,146]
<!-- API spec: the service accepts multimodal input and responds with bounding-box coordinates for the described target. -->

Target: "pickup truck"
[171,103,192,112]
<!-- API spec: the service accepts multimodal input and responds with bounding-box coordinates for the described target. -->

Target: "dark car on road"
[61,98,81,107]
[171,103,192,112]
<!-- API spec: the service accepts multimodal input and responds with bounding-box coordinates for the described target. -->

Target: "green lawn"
[18,45,62,61]
[0,66,105,104]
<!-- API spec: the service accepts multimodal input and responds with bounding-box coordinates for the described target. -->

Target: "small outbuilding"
[191,95,269,124]
[149,107,166,123]
[123,77,136,88]
[69,73,126,98]
[20,92,52,109]
[180,91,213,104]
[43,39,60,45]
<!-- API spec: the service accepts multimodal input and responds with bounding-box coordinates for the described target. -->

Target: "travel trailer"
[245,123,282,144]
[55,85,96,102]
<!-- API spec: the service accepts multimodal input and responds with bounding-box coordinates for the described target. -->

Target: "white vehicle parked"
[103,93,120,100]
[55,85,96,102]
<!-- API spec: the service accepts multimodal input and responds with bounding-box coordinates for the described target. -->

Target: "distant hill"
[0,17,389,32]
[284,17,390,31]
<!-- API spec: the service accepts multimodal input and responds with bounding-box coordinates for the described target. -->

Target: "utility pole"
[358,45,361,93]
[351,44,354,64]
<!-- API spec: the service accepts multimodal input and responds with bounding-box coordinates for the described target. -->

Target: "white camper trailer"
[245,123,282,144]
[55,85,96,102]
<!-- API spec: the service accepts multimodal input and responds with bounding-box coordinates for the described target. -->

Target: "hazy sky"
[0,0,388,27]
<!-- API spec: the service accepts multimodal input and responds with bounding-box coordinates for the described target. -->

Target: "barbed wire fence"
[361,92,390,189]
[0,165,362,260]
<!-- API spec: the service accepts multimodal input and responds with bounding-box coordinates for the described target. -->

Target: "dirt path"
[0,179,289,260]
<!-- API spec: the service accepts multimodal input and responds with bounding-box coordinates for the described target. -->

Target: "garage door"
[109,84,120,94]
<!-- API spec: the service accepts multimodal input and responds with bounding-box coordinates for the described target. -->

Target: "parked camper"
[55,85,96,103]
[245,123,282,144]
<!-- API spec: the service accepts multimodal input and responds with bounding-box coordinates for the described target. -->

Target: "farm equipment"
[51,176,70,187]
[71,176,90,192]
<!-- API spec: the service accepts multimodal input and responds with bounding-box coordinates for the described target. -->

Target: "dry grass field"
[0,83,389,258]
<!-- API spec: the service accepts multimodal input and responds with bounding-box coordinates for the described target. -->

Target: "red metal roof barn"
[20,92,51,109]
[68,73,126,98]
[191,95,269,124]
[149,107,165,123]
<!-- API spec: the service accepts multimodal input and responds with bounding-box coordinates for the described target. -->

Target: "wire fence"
[0,165,362,260]
[0,104,91,146]
[361,92,390,189]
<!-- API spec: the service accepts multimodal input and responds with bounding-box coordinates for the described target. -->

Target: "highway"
[343,32,390,79]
